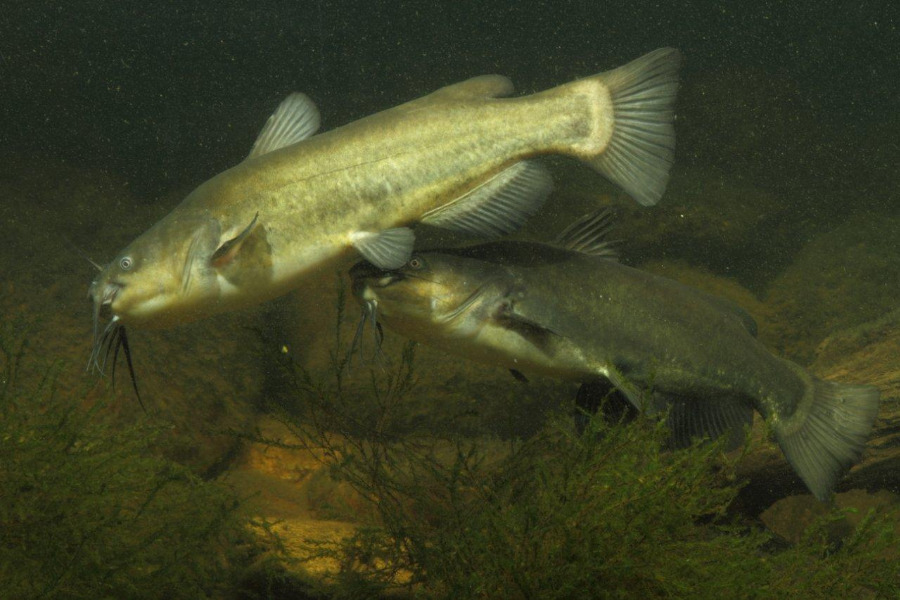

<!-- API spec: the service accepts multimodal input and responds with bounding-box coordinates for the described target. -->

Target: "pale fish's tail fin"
[566,48,681,207]
[775,376,880,502]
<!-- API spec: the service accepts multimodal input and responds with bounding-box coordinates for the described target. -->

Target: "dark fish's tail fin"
[775,377,880,501]
[571,48,681,207]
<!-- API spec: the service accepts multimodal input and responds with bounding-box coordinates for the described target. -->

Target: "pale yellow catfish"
[89,48,680,354]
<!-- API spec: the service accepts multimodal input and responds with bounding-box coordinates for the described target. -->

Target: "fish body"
[349,211,881,500]
[90,48,681,332]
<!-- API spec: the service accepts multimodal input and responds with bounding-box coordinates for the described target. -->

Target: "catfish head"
[90,211,250,331]
[349,251,509,346]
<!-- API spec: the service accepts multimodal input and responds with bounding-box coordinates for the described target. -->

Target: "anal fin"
[422,160,553,238]
[664,395,754,451]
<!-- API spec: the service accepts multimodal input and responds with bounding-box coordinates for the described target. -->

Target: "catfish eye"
[407,256,423,270]
[119,256,133,271]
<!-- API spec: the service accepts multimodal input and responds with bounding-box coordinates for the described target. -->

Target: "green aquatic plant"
[262,305,899,600]
[0,330,251,599]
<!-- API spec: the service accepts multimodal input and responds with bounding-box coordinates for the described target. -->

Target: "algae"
[256,328,900,600]
[0,328,252,599]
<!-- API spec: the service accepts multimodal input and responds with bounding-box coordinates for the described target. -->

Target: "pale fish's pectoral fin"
[553,208,619,259]
[247,93,321,159]
[664,394,754,452]
[421,160,553,238]
[211,213,259,269]
[351,227,415,270]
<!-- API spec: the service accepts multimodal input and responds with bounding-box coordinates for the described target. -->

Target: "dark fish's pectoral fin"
[351,227,415,270]
[211,213,259,269]
[247,93,320,159]
[494,309,558,355]
[421,161,553,239]
[664,395,753,451]
[603,363,666,414]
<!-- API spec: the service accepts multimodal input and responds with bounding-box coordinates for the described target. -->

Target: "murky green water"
[1,2,898,598]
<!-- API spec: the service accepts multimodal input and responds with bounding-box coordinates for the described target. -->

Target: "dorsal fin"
[553,208,619,259]
[248,93,320,159]
[421,160,552,238]
[426,74,515,101]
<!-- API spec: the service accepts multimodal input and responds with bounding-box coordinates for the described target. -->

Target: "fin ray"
[553,208,618,258]
[665,395,754,451]
[351,228,415,270]
[585,48,681,206]
[248,93,320,159]
[774,377,879,501]
[422,160,553,238]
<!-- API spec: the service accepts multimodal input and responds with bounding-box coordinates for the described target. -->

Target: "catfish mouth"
[349,261,402,293]
[88,279,144,410]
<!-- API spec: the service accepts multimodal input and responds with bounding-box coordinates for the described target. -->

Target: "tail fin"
[584,48,681,207]
[775,377,880,501]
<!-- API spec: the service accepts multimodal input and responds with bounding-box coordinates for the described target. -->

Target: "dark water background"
[2,1,897,215]
[2,3,900,595]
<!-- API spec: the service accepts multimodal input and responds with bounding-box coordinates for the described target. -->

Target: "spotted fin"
[351,228,415,270]
[248,93,321,159]
[421,160,553,238]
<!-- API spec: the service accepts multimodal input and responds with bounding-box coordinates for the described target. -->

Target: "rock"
[760,489,900,546]
[813,310,900,494]
[733,309,900,517]
[638,259,777,346]
[548,163,797,292]
[764,213,900,363]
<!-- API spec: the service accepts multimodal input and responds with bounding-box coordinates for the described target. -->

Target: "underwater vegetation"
[0,329,253,600]
[257,320,900,600]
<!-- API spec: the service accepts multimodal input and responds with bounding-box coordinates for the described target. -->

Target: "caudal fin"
[584,48,681,207]
[775,377,880,501]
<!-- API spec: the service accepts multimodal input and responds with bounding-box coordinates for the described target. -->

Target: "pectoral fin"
[604,363,652,412]
[211,213,259,268]
[493,308,558,355]
[351,228,415,270]
[574,379,637,434]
